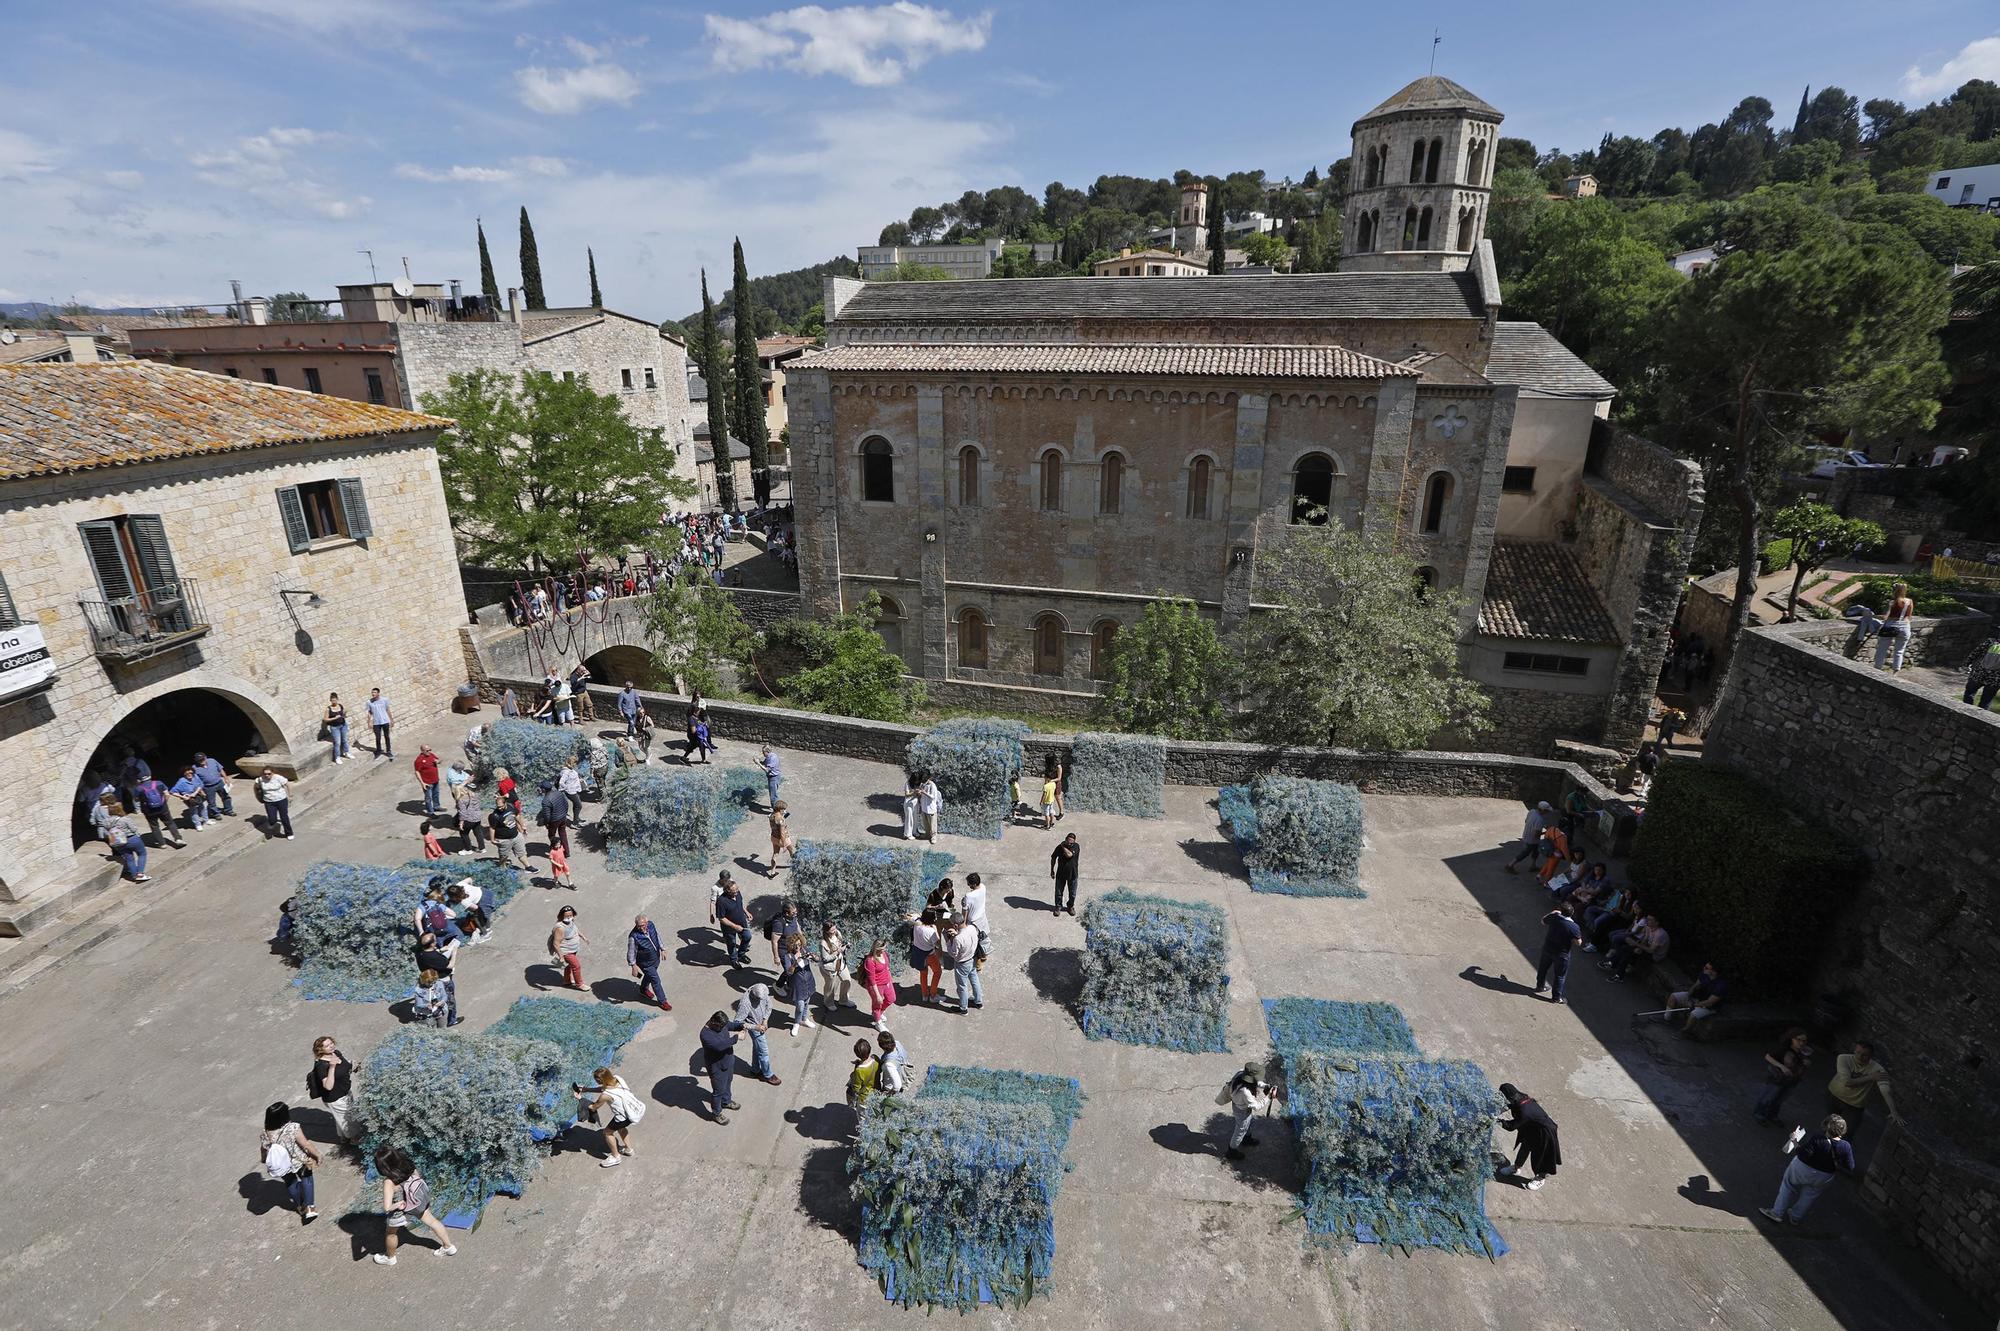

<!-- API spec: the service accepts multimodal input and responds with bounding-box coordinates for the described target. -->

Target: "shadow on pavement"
[1023,946,1083,1020]
[798,1145,859,1238]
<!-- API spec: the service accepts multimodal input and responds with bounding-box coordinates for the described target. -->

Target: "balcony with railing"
[79,579,210,660]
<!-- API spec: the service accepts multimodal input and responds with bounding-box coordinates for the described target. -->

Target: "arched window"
[958,608,989,669]
[1090,619,1119,680]
[860,436,894,503]
[1186,455,1213,519]
[1409,140,1426,183]
[1401,207,1418,249]
[1422,472,1453,535]
[1291,452,1335,525]
[1099,451,1124,515]
[1364,145,1382,189]
[957,445,980,507]
[1039,448,1064,512]
[1456,207,1477,252]
[1425,137,1442,183]
[1033,614,1066,677]
[875,595,905,664]
[1356,211,1374,252]
[1416,206,1433,248]
[1467,139,1487,186]
[1414,566,1437,597]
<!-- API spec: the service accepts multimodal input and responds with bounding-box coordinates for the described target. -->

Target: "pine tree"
[476,219,499,303]
[519,206,546,310]
[587,247,603,307]
[699,270,736,512]
[1207,211,1227,275]
[730,238,773,506]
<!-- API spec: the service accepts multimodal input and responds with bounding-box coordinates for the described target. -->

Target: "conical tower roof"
[1356,75,1500,122]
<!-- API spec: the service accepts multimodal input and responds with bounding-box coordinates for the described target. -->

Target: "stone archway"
[582,644,667,692]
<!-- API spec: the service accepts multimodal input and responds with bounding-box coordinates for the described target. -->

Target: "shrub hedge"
[907,719,1028,838]
[1263,998,1418,1060]
[471,718,619,795]
[291,859,527,1002]
[1846,573,1965,616]
[1626,763,1863,996]
[1065,732,1167,818]
[599,765,761,876]
[791,839,928,971]
[1079,889,1229,1052]
[1218,776,1367,897]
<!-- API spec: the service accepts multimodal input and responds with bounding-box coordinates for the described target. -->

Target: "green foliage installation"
[1218,776,1366,897]
[291,859,525,1001]
[1080,889,1229,1052]
[906,719,1027,838]
[1065,732,1167,818]
[599,764,761,876]
[1262,997,1418,1060]
[790,839,928,968]
[471,717,599,795]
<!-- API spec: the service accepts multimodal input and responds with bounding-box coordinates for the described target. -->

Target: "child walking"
[549,841,575,889]
[1040,773,1059,829]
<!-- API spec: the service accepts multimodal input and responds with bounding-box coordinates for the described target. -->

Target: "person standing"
[574,1067,646,1166]
[1044,753,1066,821]
[845,1038,879,1129]
[861,940,897,1030]
[452,785,483,856]
[780,933,817,1033]
[813,921,853,1012]
[549,905,588,990]
[759,745,783,811]
[1754,1028,1814,1127]
[1826,1040,1899,1135]
[715,877,753,967]
[627,914,671,1011]
[617,682,642,737]
[413,747,443,819]
[307,1037,359,1143]
[500,686,520,720]
[254,767,295,840]
[762,800,796,875]
[943,920,983,1014]
[366,688,393,758]
[961,872,991,967]
[371,1147,456,1263]
[192,751,234,818]
[1039,770,1059,829]
[1497,1083,1561,1189]
[260,1102,321,1223]
[901,776,920,840]
[537,780,571,857]
[733,983,783,1086]
[1050,833,1081,916]
[1533,905,1581,1004]
[916,776,942,841]
[1759,1115,1855,1226]
[1961,632,2000,710]
[701,1012,745,1124]
[907,909,943,1003]
[1218,1062,1273,1162]
[324,692,350,765]
[559,756,586,828]
[132,770,185,849]
[874,1029,910,1096]
[489,799,527,870]
[170,765,210,833]
[1874,583,1916,672]
[766,900,803,970]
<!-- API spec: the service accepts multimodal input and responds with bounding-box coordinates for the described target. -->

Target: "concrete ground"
[0,714,1979,1331]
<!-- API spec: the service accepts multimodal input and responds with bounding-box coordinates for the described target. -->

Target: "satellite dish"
[391,277,415,298]
[0,330,15,345]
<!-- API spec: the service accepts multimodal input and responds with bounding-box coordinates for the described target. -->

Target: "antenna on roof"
[358,249,377,283]
[1430,28,1441,75]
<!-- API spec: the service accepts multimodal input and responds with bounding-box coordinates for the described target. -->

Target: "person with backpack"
[488,799,527,870]
[412,930,460,1026]
[1760,1114,1856,1226]
[260,1101,321,1223]
[307,1037,358,1144]
[132,771,185,849]
[537,780,571,857]
[779,932,817,1033]
[1218,1062,1274,1162]
[845,1038,879,1131]
[372,1147,456,1264]
[101,801,150,883]
[573,1067,647,1167]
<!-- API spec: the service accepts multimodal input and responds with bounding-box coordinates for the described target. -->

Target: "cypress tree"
[1207,207,1227,275]
[588,246,603,307]
[1792,86,1812,142]
[519,206,546,310]
[699,270,736,512]
[730,238,772,506]
[476,219,499,303]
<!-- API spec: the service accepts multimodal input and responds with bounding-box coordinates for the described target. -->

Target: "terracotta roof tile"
[1478,541,1620,645]
[0,361,450,482]
[789,342,1416,380]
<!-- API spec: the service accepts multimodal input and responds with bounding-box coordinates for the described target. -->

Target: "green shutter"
[336,478,373,539]
[78,520,136,603]
[276,486,310,552]
[125,515,180,593]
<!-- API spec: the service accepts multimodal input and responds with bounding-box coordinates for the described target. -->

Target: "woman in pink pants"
[861,940,897,1030]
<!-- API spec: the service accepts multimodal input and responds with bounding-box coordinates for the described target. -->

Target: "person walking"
[1760,1115,1855,1226]
[452,784,484,856]
[1038,770,1059,829]
[574,1067,646,1166]
[371,1147,456,1263]
[1050,833,1081,916]
[916,776,942,841]
[1874,583,1916,672]
[101,803,150,882]
[761,800,796,875]
[192,751,234,818]
[413,746,442,819]
[537,780,571,857]
[1532,905,1581,1004]
[489,799,527,870]
[733,983,782,1086]
[366,688,393,758]
[617,682,643,737]
[559,755,586,828]
[1754,1028,1814,1127]
[549,905,588,990]
[901,776,920,840]
[779,932,817,1034]
[759,745,783,811]
[307,1036,359,1144]
[170,765,210,833]
[700,1012,744,1125]
[944,919,983,1014]
[256,767,295,840]
[132,770,186,849]
[1826,1040,1899,1135]
[874,1029,910,1096]
[500,685,520,720]
[324,692,350,765]
[766,900,803,969]
[627,914,671,1011]
[260,1101,321,1223]
[861,940,897,1030]
[1218,1061,1273,1162]
[845,1038,879,1129]
[1044,753,1066,821]
[715,876,753,967]
[1497,1084,1561,1189]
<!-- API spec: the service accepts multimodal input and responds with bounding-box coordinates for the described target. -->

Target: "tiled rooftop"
[0,361,450,482]
[835,270,1488,323]
[1358,75,1501,120]
[1477,541,1621,645]
[1487,322,1616,399]
[789,342,1418,380]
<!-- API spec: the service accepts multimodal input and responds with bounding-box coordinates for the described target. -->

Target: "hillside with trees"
[671,255,858,338]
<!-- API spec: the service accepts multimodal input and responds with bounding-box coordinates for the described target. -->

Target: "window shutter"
[0,571,18,629]
[336,478,373,539]
[79,520,136,603]
[276,486,310,553]
[125,515,180,593]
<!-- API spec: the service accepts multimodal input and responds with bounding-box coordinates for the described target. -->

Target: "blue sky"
[3,1,1997,318]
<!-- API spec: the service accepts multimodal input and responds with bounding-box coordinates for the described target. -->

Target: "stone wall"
[1859,1119,2000,1316]
[1463,681,1615,757]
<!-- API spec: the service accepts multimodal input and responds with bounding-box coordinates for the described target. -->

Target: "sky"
[3,1,1998,320]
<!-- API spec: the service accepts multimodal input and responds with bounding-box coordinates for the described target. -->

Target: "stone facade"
[1340,76,1502,274]
[1859,1120,2000,1316]
[0,434,464,911]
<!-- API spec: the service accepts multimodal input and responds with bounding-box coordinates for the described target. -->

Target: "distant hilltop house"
[1926,161,2000,213]
[1091,248,1209,278]
[855,238,1061,281]
[1670,246,1719,276]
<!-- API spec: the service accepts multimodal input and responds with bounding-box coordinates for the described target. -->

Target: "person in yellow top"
[1039,776,1059,830]
[845,1038,879,1134]
[1826,1040,1899,1133]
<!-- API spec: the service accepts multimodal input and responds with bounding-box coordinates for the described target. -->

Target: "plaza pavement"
[0,713,1978,1331]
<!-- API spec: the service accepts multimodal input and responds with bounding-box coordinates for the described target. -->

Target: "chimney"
[449,279,462,306]
[63,332,100,363]
[230,279,247,322]
[506,287,521,324]
[1119,247,1131,258]
[246,296,269,326]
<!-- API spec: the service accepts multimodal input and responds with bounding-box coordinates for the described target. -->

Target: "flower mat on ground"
[291,859,529,1002]
[1065,732,1167,818]
[485,994,653,1143]
[1262,997,1418,1060]
[471,718,621,795]
[1080,889,1229,1052]
[851,1065,1083,1310]
[599,764,761,876]
[1218,775,1366,897]
[791,840,956,973]
[907,719,1027,839]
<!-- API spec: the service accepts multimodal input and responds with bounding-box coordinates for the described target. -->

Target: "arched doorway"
[74,689,275,847]
[583,644,666,692]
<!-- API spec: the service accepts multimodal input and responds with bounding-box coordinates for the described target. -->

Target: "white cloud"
[706,3,991,86]
[101,169,145,190]
[189,126,368,220]
[1903,35,2000,99]
[0,128,56,179]
[516,53,641,113]
[394,155,571,184]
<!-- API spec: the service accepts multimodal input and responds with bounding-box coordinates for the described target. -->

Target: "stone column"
[1220,392,1266,635]
[788,368,843,619]
[1363,377,1416,532]
[1456,385,1516,637]
[916,384,949,683]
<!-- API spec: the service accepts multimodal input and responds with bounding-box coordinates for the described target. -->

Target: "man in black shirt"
[1533,906,1582,1005]
[537,780,570,857]
[307,1036,358,1143]
[700,1011,745,1124]
[489,801,526,870]
[716,879,753,967]
[1050,833,1081,916]
[413,931,461,1026]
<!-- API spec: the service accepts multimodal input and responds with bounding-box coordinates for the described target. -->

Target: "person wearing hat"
[1505,802,1553,873]
[1217,1061,1274,1161]
[1497,1084,1561,1189]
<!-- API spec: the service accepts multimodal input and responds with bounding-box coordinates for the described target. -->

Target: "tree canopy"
[1096,597,1233,740]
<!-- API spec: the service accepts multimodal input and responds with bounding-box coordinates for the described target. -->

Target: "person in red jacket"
[413,746,443,818]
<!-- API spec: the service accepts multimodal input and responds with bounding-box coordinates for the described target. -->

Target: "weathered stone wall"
[1458,681,1614,757]
[1859,1119,2000,1315]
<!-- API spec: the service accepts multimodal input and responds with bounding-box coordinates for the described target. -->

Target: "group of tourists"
[502,505,800,626]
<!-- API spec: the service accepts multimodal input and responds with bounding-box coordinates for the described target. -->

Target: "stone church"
[785,76,1701,755]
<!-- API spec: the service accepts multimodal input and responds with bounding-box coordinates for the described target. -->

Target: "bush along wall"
[907,719,1028,838]
[1626,762,1864,997]
[1079,889,1229,1052]
[1218,775,1366,897]
[1065,732,1167,818]
[291,860,527,1002]
[599,765,762,876]
[851,1065,1083,1310]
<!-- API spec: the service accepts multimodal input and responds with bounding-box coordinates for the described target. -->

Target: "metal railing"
[79,578,210,660]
